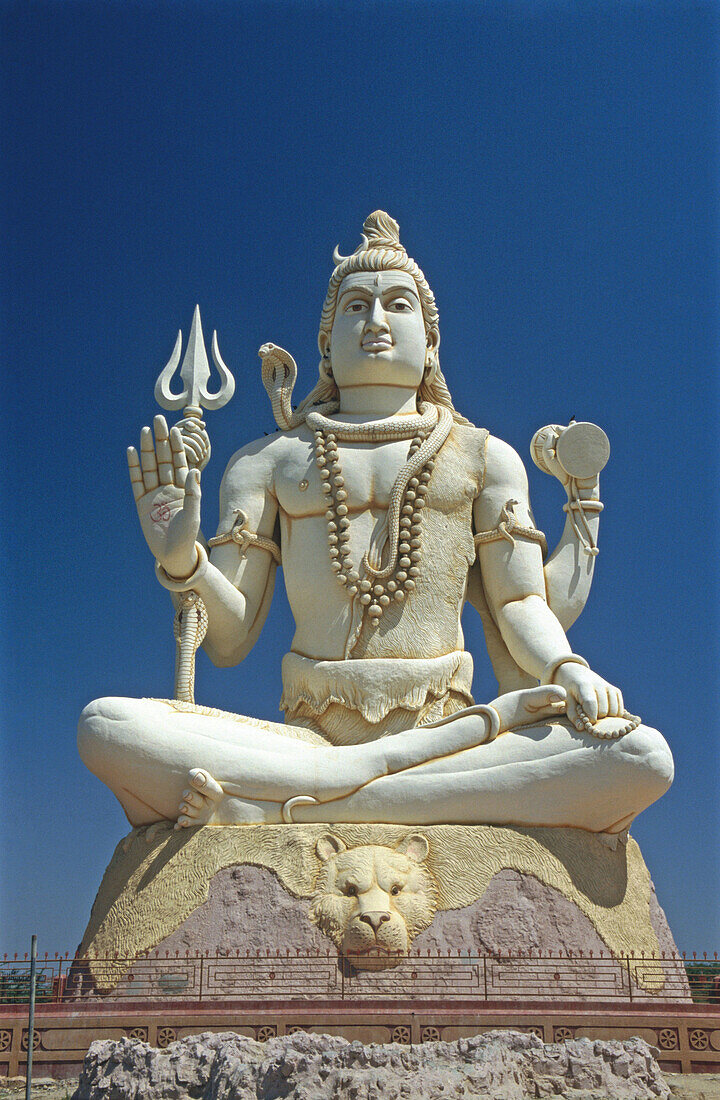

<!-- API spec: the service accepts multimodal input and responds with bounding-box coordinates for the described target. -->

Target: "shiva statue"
[78,211,673,837]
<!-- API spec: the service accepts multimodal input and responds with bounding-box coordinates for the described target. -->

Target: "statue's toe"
[189,768,223,801]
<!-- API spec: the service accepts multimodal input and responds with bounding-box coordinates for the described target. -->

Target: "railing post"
[341,958,345,1001]
[25,934,37,1100]
[625,956,633,1002]
[483,955,488,1000]
[198,955,204,1002]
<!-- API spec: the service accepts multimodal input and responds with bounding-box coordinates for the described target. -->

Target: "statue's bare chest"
[275,436,419,518]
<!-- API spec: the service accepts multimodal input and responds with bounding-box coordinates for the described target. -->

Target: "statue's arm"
[474,436,571,677]
[473,436,623,726]
[178,439,280,668]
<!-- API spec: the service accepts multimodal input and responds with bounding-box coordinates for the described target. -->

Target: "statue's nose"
[365,299,389,331]
[359,911,391,933]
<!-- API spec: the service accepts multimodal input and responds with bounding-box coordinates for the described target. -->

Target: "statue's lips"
[361,339,393,352]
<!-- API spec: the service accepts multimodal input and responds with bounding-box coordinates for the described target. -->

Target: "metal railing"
[2,950,717,1005]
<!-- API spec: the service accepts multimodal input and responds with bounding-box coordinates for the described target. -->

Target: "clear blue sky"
[2,0,718,955]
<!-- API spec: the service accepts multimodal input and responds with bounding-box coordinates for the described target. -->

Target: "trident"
[154,306,236,704]
[155,303,235,427]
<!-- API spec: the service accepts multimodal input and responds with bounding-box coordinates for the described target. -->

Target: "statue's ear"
[316,834,347,862]
[396,833,429,863]
[318,331,330,359]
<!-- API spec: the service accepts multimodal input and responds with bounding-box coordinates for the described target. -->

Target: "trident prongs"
[154,305,235,416]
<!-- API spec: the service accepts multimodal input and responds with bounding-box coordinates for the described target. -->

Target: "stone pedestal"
[72,822,688,1002]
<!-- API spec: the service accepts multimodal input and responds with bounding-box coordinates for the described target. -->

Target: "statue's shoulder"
[220,427,308,491]
[483,433,529,492]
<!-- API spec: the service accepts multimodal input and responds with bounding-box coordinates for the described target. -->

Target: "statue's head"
[320,210,439,368]
[293,211,467,423]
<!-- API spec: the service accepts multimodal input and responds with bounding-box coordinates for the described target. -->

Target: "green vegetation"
[685,959,720,1004]
[0,968,52,1005]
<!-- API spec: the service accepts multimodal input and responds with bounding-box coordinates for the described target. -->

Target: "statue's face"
[327,270,430,393]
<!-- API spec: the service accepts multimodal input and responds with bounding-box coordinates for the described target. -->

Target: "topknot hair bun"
[361,210,404,251]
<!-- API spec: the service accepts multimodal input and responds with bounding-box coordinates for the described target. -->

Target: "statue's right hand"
[127,415,202,578]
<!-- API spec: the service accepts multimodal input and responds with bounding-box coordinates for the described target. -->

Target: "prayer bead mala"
[312,427,437,629]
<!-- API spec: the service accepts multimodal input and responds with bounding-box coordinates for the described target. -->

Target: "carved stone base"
[73,823,688,1002]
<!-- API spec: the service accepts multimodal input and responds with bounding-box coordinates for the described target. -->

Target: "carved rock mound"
[72,1029,670,1100]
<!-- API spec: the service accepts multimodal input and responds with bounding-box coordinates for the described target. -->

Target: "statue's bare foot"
[175,768,279,828]
[490,685,567,734]
[175,768,224,829]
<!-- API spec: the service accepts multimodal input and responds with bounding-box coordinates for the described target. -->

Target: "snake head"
[258,343,297,382]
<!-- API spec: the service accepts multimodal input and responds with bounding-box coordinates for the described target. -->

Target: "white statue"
[78,211,673,837]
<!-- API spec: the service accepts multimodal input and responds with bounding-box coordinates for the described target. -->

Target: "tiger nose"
[359,911,391,932]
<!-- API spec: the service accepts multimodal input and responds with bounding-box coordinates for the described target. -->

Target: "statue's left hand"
[554,663,624,731]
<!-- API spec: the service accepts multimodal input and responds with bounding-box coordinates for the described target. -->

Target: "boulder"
[71,1029,671,1100]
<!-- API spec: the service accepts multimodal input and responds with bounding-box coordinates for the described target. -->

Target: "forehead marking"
[374,273,381,287]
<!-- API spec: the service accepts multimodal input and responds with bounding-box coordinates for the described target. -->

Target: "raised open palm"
[127,415,202,578]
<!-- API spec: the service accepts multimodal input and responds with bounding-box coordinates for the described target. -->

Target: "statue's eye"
[345,884,358,896]
[346,300,367,313]
[390,884,401,896]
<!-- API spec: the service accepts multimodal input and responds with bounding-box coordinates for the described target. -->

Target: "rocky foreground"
[69,1028,673,1099]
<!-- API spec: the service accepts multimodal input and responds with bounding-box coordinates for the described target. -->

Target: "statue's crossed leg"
[78,685,673,834]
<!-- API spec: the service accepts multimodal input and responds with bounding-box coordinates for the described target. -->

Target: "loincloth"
[280,651,475,745]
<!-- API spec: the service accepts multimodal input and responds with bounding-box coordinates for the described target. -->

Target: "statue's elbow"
[203,638,243,668]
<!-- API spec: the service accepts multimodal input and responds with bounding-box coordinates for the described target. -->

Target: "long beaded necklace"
[307,404,453,629]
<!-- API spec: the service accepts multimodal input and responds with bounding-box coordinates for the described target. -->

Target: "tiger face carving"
[309,833,438,970]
